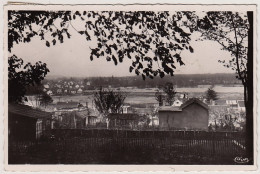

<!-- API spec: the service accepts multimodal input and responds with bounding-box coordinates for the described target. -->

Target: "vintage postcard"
[3,3,258,172]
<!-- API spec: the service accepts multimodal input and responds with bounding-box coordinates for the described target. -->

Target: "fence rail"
[51,128,246,139]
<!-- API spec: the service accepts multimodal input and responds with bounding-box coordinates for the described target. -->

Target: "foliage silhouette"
[197,11,254,161]
[93,87,126,120]
[8,11,196,79]
[155,82,177,106]
[205,86,218,103]
[198,12,249,106]
[8,55,49,103]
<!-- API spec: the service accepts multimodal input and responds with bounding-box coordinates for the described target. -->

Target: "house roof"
[226,100,238,105]
[159,106,182,112]
[107,113,139,120]
[215,100,227,106]
[75,109,98,118]
[159,98,209,112]
[56,101,79,109]
[134,108,154,114]
[180,98,209,110]
[9,104,52,119]
[237,101,245,107]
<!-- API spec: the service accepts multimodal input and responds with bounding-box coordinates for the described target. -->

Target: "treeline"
[45,73,241,88]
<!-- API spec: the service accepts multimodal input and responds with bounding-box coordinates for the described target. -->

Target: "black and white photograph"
[3,3,257,171]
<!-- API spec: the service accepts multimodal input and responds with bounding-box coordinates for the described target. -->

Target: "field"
[51,86,244,105]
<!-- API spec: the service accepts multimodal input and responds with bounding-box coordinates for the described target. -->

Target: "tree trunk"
[246,11,254,164]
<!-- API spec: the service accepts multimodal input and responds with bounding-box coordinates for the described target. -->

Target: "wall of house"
[108,119,138,129]
[159,103,209,130]
[8,113,37,141]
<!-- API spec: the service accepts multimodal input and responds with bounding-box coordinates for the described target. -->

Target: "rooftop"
[158,106,182,112]
[9,104,52,119]
[159,98,209,112]
[56,101,80,109]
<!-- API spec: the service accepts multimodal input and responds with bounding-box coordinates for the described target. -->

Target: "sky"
[10,17,235,78]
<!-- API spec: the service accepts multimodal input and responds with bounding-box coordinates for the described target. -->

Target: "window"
[36,119,43,139]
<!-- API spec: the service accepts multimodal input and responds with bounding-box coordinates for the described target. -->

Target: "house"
[179,93,188,99]
[54,107,98,129]
[107,113,139,129]
[121,105,134,114]
[78,108,98,127]
[56,84,62,88]
[158,98,209,130]
[43,84,50,89]
[53,102,92,128]
[46,90,53,96]
[172,99,183,107]
[71,90,77,94]
[77,88,83,94]
[54,101,81,112]
[226,100,238,108]
[57,88,62,94]
[8,104,52,141]
[237,100,246,112]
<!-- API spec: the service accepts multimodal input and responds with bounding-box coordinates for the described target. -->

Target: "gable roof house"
[77,88,83,94]
[158,98,209,130]
[172,99,183,107]
[75,109,98,128]
[53,102,95,129]
[8,104,52,141]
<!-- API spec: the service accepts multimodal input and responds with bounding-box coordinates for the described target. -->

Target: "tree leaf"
[189,46,194,53]
[46,41,50,47]
[112,55,118,65]
[52,39,56,45]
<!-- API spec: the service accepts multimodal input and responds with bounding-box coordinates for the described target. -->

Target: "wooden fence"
[9,129,246,164]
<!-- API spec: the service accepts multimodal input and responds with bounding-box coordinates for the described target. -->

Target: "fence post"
[212,132,216,156]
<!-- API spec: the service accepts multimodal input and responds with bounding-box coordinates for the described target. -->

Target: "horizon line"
[45,72,236,79]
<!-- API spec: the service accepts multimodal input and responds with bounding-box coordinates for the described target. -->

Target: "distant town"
[14,73,244,135]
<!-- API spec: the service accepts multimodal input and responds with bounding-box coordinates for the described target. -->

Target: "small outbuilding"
[8,104,52,141]
[158,98,209,130]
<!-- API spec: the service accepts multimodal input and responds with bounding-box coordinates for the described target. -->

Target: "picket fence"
[9,129,246,164]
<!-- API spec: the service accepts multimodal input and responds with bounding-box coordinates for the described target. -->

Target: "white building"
[122,105,131,114]
[47,90,53,96]
[77,88,83,94]
[44,84,49,89]
[172,99,183,107]
[71,90,76,94]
